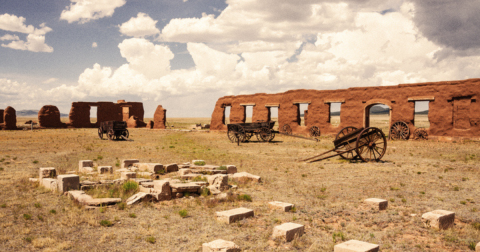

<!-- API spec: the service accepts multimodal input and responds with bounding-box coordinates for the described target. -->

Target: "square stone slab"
[269,201,294,212]
[272,222,304,242]
[230,172,261,183]
[121,172,137,180]
[364,198,388,210]
[98,166,113,174]
[334,240,379,252]
[57,174,79,193]
[39,167,56,180]
[41,178,58,191]
[216,207,254,224]
[121,159,139,169]
[202,239,240,252]
[422,210,455,230]
[78,160,93,169]
[170,182,201,193]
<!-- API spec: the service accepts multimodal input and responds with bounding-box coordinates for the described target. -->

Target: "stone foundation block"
[170,182,201,193]
[39,167,56,180]
[178,169,192,176]
[98,166,113,174]
[202,239,240,252]
[79,167,94,173]
[152,180,172,201]
[121,172,136,180]
[78,160,93,170]
[133,163,164,173]
[334,240,379,252]
[192,159,205,165]
[476,242,480,251]
[269,201,294,212]
[216,207,254,224]
[230,172,261,183]
[165,163,179,172]
[226,165,237,174]
[41,178,58,191]
[126,192,154,205]
[29,178,38,182]
[68,190,93,204]
[421,210,455,230]
[121,159,139,169]
[364,198,388,210]
[272,222,304,242]
[57,174,80,193]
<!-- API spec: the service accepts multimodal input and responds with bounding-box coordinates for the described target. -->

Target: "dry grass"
[0,116,479,251]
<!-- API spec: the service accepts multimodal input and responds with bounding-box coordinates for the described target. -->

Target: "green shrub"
[200,187,210,197]
[194,161,206,166]
[237,194,252,202]
[123,181,138,192]
[34,203,41,208]
[192,176,207,182]
[129,213,137,218]
[471,222,480,230]
[179,209,188,218]
[0,204,6,208]
[332,232,345,243]
[49,209,56,214]
[32,160,39,164]
[100,220,112,227]
[23,214,32,220]
[146,237,156,244]
[117,202,126,210]
[218,166,227,170]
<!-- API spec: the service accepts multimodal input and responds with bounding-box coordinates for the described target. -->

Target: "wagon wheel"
[107,130,115,141]
[413,128,428,140]
[309,126,321,138]
[258,127,272,142]
[122,129,129,139]
[244,133,253,141]
[355,127,387,162]
[227,125,246,143]
[335,126,358,159]
[390,121,409,140]
[98,128,104,140]
[282,124,292,135]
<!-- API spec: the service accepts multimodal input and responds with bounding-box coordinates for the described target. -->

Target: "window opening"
[414,101,430,128]
[223,106,231,125]
[244,105,253,123]
[329,102,341,127]
[90,106,97,124]
[366,104,390,132]
[268,107,279,130]
[297,103,309,126]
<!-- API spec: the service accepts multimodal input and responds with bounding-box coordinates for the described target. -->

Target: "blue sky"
[1,0,480,117]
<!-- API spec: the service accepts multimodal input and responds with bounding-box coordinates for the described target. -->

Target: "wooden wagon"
[98,121,129,140]
[227,121,276,143]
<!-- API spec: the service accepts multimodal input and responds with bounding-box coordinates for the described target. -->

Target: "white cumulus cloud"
[60,0,126,24]
[0,13,53,52]
[92,42,98,48]
[119,13,160,37]
[2,34,53,53]
[0,34,19,41]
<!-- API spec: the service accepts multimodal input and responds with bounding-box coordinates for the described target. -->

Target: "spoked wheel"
[107,130,115,141]
[355,127,387,162]
[309,126,321,138]
[413,128,428,140]
[257,127,272,142]
[98,128,104,140]
[244,133,254,141]
[282,124,292,135]
[227,125,246,143]
[335,126,358,159]
[122,129,129,140]
[390,121,409,140]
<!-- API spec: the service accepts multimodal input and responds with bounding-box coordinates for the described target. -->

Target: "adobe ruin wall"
[210,78,480,139]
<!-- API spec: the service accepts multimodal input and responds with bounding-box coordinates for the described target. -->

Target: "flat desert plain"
[0,116,479,251]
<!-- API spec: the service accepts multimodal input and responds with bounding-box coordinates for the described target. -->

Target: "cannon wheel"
[282,124,292,135]
[257,127,272,142]
[309,126,321,137]
[228,125,246,143]
[390,121,409,140]
[355,127,387,162]
[413,128,428,140]
[98,128,104,140]
[335,126,358,159]
[107,129,115,141]
[122,129,129,140]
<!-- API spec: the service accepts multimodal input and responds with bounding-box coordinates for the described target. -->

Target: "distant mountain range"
[16,110,69,117]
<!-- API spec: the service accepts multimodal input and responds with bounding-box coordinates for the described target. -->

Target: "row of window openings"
[223,101,430,128]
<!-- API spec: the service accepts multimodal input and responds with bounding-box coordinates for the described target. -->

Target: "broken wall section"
[0,106,17,130]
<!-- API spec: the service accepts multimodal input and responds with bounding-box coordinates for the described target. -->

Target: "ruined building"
[210,78,480,140]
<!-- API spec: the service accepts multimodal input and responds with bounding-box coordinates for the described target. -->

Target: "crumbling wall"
[68,102,92,128]
[3,106,17,130]
[38,105,66,128]
[153,105,167,129]
[210,78,480,139]
[0,109,3,124]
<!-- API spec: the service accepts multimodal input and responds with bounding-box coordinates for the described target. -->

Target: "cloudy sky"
[1,0,479,117]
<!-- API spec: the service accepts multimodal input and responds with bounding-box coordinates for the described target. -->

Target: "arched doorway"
[364,100,392,134]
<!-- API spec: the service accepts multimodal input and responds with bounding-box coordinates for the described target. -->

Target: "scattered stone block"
[113,179,125,184]
[170,182,201,193]
[115,168,130,173]
[165,163,179,172]
[272,222,304,242]
[98,166,113,174]
[39,167,56,180]
[78,160,93,170]
[99,180,114,185]
[179,164,190,169]
[121,159,139,169]
[41,178,58,191]
[121,172,136,180]
[230,172,261,183]
[476,242,480,252]
[179,169,192,176]
[141,182,155,188]
[208,174,228,195]
[180,174,207,180]
[226,165,237,174]
[126,192,154,205]
[202,239,240,252]
[57,174,79,193]
[216,207,254,224]
[133,178,152,184]
[68,190,93,204]
[269,201,294,212]
[334,240,379,252]
[422,210,455,230]
[192,159,205,165]
[364,198,388,210]
[152,180,172,201]
[29,178,38,182]
[79,167,94,173]
[133,163,164,173]
[84,198,121,206]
